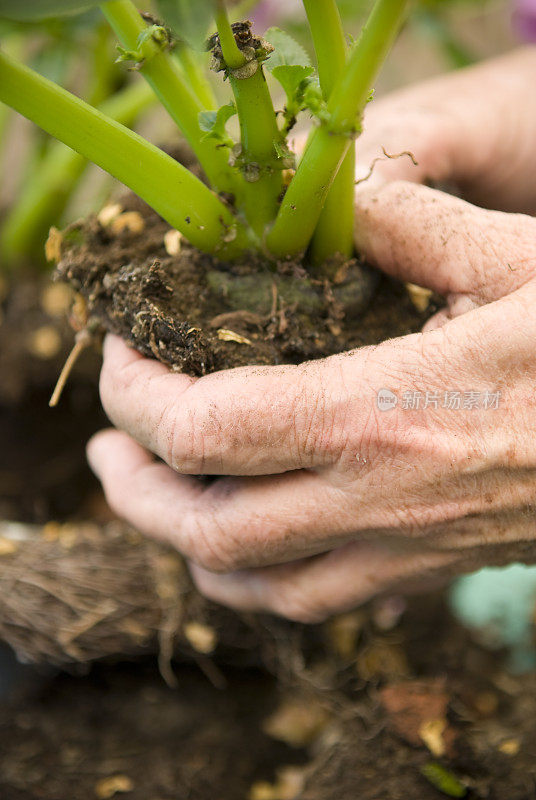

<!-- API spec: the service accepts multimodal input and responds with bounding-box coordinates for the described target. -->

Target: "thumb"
[354,181,536,303]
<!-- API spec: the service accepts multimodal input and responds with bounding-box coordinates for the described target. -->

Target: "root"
[49,328,93,408]
[355,147,418,187]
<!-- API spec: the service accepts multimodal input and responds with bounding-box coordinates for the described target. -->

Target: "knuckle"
[169,404,207,473]
[290,363,340,464]
[171,387,238,473]
[169,385,228,473]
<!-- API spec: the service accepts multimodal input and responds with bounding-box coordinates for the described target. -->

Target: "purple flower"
[513,0,536,41]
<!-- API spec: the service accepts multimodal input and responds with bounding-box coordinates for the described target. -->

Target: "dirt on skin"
[3,219,536,799]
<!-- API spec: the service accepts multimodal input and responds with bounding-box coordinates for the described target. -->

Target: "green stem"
[303,0,355,270]
[87,22,118,107]
[230,71,284,235]
[215,1,246,69]
[266,0,410,259]
[304,0,347,94]
[0,49,250,259]
[215,1,283,235]
[100,0,238,196]
[1,82,156,268]
[175,43,216,109]
[309,152,355,269]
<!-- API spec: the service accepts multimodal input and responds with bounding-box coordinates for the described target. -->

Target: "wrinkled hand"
[88,48,536,622]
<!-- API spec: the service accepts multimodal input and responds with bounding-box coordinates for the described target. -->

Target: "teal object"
[449,564,536,673]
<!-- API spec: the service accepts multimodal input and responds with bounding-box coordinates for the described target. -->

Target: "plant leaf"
[0,0,102,20]
[264,27,311,71]
[270,64,314,100]
[420,763,467,798]
[198,102,236,143]
[154,0,215,50]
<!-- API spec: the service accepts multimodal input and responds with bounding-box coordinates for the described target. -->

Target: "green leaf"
[420,763,467,798]
[270,64,314,100]
[198,102,236,143]
[154,0,215,50]
[198,110,217,132]
[264,27,311,71]
[0,0,102,21]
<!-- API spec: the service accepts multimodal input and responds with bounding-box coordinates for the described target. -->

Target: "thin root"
[355,147,418,186]
[49,329,93,408]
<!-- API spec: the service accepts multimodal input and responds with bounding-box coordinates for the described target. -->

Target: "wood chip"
[217,328,252,345]
[380,678,457,756]
[0,537,18,556]
[164,229,182,256]
[27,325,62,359]
[95,774,134,799]
[183,621,217,654]
[499,738,520,756]
[97,203,123,226]
[45,226,63,263]
[327,611,365,658]
[41,283,73,317]
[419,717,447,757]
[249,766,305,800]
[263,697,329,747]
[111,211,145,235]
[406,282,432,312]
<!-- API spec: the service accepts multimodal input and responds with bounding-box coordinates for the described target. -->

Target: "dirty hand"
[88,48,536,622]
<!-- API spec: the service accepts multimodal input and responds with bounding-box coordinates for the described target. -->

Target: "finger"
[190,542,460,623]
[422,296,480,332]
[354,181,536,300]
[355,48,536,213]
[87,428,360,571]
[87,429,205,536]
[99,334,348,476]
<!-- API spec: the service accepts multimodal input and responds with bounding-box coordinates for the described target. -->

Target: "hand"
[88,48,536,622]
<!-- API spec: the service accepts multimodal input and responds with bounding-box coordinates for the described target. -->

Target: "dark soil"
[2,213,536,799]
[2,598,536,800]
[0,275,107,522]
[54,194,433,376]
[0,661,306,800]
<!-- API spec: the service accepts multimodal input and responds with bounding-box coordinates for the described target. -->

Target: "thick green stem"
[100,0,238,195]
[303,0,355,270]
[309,151,355,269]
[303,0,346,96]
[0,49,250,258]
[266,0,411,259]
[215,1,283,235]
[229,71,284,235]
[0,82,155,268]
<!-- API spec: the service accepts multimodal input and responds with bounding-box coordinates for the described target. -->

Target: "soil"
[2,598,536,800]
[53,193,432,377]
[2,207,536,799]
